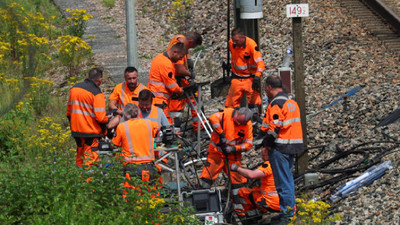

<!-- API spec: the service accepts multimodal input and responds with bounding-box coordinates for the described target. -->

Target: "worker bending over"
[199,107,253,216]
[225,27,265,110]
[230,138,280,219]
[148,42,187,122]
[167,32,203,130]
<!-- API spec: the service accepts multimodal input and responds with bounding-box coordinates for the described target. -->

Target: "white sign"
[286,4,309,18]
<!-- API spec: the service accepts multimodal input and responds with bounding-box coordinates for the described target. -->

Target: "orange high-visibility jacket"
[208,108,253,160]
[109,82,147,110]
[229,36,265,77]
[112,118,159,165]
[67,78,108,137]
[258,161,280,211]
[167,35,188,70]
[148,52,183,102]
[261,92,304,154]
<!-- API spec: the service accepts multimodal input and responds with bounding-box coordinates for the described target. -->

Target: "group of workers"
[66,27,304,225]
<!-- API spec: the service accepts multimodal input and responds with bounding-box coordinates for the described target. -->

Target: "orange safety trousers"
[225,78,261,108]
[200,152,247,185]
[74,137,99,168]
[238,187,280,214]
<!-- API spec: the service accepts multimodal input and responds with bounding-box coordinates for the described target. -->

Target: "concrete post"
[126,0,138,69]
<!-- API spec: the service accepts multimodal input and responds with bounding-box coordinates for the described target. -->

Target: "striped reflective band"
[70,109,95,117]
[212,123,221,129]
[272,120,282,126]
[149,79,178,89]
[153,92,170,99]
[243,139,252,144]
[233,62,256,70]
[94,108,106,112]
[240,143,246,150]
[267,191,278,197]
[68,100,93,109]
[120,82,126,105]
[267,130,278,138]
[123,120,154,162]
[233,204,244,210]
[261,122,269,128]
[232,188,240,195]
[254,57,263,63]
[282,117,301,126]
[275,138,303,144]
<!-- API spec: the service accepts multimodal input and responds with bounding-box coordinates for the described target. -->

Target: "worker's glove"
[171,91,183,100]
[230,164,239,172]
[222,145,236,154]
[222,61,231,72]
[187,59,194,70]
[252,76,261,93]
[219,132,228,145]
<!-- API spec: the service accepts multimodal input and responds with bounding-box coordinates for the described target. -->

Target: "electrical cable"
[295,139,399,193]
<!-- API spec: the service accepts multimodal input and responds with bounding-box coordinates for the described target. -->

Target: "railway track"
[340,0,400,52]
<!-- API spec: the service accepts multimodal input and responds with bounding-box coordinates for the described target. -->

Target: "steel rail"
[363,0,400,34]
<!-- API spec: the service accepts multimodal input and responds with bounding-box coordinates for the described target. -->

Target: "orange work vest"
[67,78,108,137]
[112,118,159,164]
[261,92,304,155]
[109,82,147,110]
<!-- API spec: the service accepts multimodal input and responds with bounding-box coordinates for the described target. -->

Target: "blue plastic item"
[330,160,393,203]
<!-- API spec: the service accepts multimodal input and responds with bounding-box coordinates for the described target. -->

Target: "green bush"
[0,156,200,224]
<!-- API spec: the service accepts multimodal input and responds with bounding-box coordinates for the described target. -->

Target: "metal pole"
[292,0,308,173]
[126,0,139,68]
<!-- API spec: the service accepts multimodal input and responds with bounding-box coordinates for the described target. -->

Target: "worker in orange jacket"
[167,32,203,130]
[260,75,304,223]
[225,27,265,110]
[148,42,187,122]
[230,140,280,218]
[112,103,159,184]
[199,107,253,215]
[109,66,148,116]
[67,68,109,168]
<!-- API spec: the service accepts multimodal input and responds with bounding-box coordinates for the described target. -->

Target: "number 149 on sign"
[286,4,309,18]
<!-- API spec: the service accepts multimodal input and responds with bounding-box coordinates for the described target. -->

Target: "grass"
[101,0,115,8]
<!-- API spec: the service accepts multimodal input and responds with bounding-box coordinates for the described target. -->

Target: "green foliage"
[101,0,116,8]
[0,156,201,224]
[137,0,194,34]
[167,0,194,34]
[65,8,93,38]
